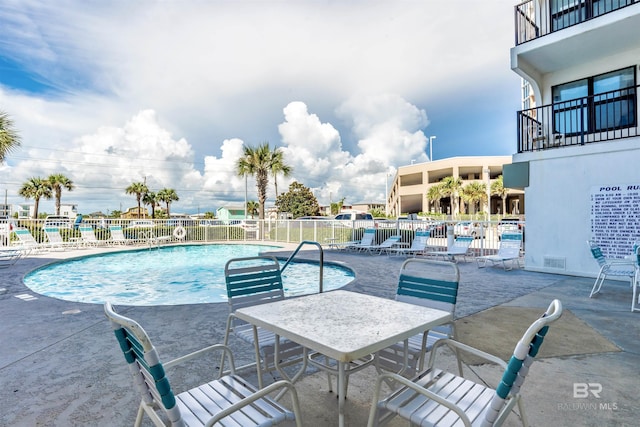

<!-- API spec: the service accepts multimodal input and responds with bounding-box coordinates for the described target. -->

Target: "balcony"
[516,84,638,153]
[515,0,638,45]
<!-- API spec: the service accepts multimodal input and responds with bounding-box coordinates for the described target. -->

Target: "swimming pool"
[23,244,354,306]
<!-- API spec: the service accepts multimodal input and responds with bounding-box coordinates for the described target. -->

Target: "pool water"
[23,244,354,306]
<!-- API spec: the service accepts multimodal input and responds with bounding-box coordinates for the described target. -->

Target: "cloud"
[0,0,521,214]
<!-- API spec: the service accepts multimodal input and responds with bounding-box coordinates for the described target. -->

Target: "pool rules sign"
[590,184,640,258]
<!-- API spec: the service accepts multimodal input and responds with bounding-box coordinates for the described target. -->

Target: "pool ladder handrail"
[280,240,324,293]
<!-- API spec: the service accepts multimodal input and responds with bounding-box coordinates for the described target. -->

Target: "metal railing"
[4,218,524,257]
[281,240,325,293]
[516,84,638,153]
[515,0,637,45]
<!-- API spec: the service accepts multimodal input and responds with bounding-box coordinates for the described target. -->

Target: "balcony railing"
[516,84,638,152]
[515,0,638,45]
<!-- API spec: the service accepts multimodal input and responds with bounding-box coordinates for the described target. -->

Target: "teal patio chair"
[105,302,302,427]
[587,240,635,300]
[375,259,460,378]
[223,256,307,389]
[426,235,474,262]
[368,299,563,427]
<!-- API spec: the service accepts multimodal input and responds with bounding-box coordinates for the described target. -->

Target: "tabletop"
[234,289,452,363]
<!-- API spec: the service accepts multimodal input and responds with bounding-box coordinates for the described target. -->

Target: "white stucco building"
[507,1,640,275]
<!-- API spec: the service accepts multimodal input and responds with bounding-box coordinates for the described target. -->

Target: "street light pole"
[429,136,437,161]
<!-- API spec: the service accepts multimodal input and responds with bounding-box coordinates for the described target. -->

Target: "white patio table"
[235,289,452,427]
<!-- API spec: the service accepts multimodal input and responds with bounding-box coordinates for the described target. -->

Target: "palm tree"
[491,175,510,217]
[47,174,75,216]
[246,200,259,218]
[439,176,463,217]
[142,191,157,218]
[157,188,179,218]
[461,181,487,216]
[269,147,292,198]
[19,177,52,219]
[426,184,444,215]
[125,181,149,218]
[0,110,21,162]
[236,142,274,220]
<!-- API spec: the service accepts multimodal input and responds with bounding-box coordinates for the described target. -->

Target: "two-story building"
[507,0,640,275]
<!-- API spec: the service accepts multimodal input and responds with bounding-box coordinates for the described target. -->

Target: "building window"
[551,0,634,31]
[552,66,636,136]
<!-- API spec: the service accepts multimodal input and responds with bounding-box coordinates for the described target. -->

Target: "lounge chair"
[223,256,306,389]
[476,232,523,270]
[368,299,563,427]
[375,259,460,378]
[104,302,302,427]
[388,229,431,257]
[108,225,137,245]
[0,247,26,268]
[44,226,77,250]
[365,234,402,255]
[587,240,636,300]
[79,225,102,247]
[425,235,474,262]
[346,228,377,252]
[12,228,44,252]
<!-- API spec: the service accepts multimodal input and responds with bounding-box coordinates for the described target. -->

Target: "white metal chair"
[105,302,301,427]
[375,259,460,378]
[365,234,402,255]
[346,228,377,252]
[388,229,431,257]
[587,240,635,300]
[632,244,640,312]
[368,299,563,427]
[426,235,474,262]
[476,233,523,271]
[12,228,44,252]
[223,256,306,389]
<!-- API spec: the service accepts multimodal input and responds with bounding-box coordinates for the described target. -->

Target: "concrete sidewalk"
[0,245,637,426]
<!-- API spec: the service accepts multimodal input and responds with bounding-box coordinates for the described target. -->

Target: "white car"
[126,220,155,229]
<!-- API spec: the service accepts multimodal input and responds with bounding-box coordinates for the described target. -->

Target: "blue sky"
[0,1,521,215]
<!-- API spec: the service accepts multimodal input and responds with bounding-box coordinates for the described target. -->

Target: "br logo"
[573,383,602,398]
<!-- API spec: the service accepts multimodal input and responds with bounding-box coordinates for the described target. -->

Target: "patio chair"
[223,256,306,389]
[476,232,523,271]
[345,228,377,252]
[365,234,402,255]
[368,299,563,427]
[79,225,102,247]
[375,259,460,378]
[108,225,136,245]
[0,247,26,268]
[104,302,302,427]
[44,226,79,250]
[12,228,45,252]
[388,229,431,257]
[587,240,635,300]
[425,235,474,262]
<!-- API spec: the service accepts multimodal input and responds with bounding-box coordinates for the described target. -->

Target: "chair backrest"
[379,235,401,248]
[80,226,97,241]
[225,256,285,313]
[410,229,430,250]
[109,225,126,240]
[396,259,460,334]
[15,228,38,244]
[44,227,64,244]
[104,302,183,425]
[587,240,607,267]
[360,228,376,246]
[482,299,563,426]
[497,233,522,257]
[450,236,474,254]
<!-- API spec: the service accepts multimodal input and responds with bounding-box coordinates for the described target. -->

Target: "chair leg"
[589,270,606,297]
[632,273,639,312]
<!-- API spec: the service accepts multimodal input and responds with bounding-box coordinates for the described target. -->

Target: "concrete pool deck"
[0,243,638,426]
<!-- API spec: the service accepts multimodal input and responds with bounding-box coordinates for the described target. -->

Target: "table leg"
[338,361,346,427]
